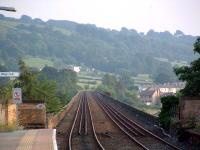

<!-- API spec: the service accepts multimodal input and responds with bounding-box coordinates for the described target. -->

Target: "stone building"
[139,82,185,106]
[139,88,160,105]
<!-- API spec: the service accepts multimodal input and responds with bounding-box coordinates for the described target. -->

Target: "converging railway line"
[56,91,182,150]
[68,92,104,150]
[93,92,181,150]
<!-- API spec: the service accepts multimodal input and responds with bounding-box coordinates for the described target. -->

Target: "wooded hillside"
[0,14,197,78]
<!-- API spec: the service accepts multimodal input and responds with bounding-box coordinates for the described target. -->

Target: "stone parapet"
[47,92,79,128]
[180,97,200,125]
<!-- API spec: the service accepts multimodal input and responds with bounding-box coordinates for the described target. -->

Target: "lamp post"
[0,7,16,12]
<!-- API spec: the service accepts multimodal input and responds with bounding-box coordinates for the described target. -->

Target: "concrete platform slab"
[0,129,57,150]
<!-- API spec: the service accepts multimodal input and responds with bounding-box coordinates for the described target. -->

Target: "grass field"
[77,78,102,89]
[23,57,54,69]
[132,74,154,84]
[77,72,102,89]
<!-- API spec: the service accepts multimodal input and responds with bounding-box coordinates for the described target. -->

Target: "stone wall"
[186,129,200,147]
[180,97,200,125]
[0,103,16,125]
[18,102,46,128]
[7,104,16,125]
[0,104,6,125]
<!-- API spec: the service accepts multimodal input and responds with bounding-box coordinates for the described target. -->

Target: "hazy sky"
[0,0,200,35]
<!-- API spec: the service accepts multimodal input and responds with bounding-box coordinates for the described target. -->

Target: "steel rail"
[78,94,88,135]
[84,94,88,135]
[85,92,105,150]
[78,96,84,135]
[94,93,149,150]
[68,93,82,150]
[99,99,139,136]
[97,94,145,136]
[97,92,181,150]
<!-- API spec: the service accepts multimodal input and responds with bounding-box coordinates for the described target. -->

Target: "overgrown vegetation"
[174,37,200,96]
[96,73,159,113]
[0,60,78,113]
[159,37,200,130]
[158,95,179,130]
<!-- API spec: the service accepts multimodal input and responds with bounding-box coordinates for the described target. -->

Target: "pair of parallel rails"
[68,92,104,150]
[68,91,181,150]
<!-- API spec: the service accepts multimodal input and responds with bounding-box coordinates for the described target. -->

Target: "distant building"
[139,82,185,105]
[160,92,175,97]
[64,65,81,73]
[137,83,155,92]
[158,82,185,94]
[139,88,160,105]
[73,66,80,73]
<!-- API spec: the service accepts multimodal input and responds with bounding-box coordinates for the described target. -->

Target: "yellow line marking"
[16,130,37,150]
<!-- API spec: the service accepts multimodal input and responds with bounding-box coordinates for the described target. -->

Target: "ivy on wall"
[159,95,179,130]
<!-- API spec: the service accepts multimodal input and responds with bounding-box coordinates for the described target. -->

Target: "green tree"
[40,66,78,105]
[119,71,135,90]
[102,74,117,88]
[0,83,12,104]
[159,95,179,130]
[17,60,62,112]
[36,80,61,112]
[154,62,177,84]
[155,73,171,84]
[174,37,200,96]
[18,60,39,100]
[97,74,142,108]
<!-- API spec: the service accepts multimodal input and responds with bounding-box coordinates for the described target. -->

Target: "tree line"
[0,15,197,83]
[0,60,79,113]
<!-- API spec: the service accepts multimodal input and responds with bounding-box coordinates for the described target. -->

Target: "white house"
[73,66,80,73]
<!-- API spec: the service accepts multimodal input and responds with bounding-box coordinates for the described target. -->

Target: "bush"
[159,95,179,130]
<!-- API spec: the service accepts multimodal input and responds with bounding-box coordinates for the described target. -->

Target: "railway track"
[93,92,181,150]
[68,92,104,150]
[56,93,81,150]
[87,92,144,150]
[58,91,182,150]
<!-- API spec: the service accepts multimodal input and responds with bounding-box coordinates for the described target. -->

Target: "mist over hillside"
[0,15,197,79]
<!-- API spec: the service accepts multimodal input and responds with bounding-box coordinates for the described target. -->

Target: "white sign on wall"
[0,72,20,77]
[13,88,22,104]
[36,104,45,109]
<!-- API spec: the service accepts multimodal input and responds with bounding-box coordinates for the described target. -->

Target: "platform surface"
[0,129,57,150]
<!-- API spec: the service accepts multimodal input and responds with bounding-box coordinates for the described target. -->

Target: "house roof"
[158,82,185,88]
[160,92,175,97]
[140,89,156,97]
[142,82,185,90]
